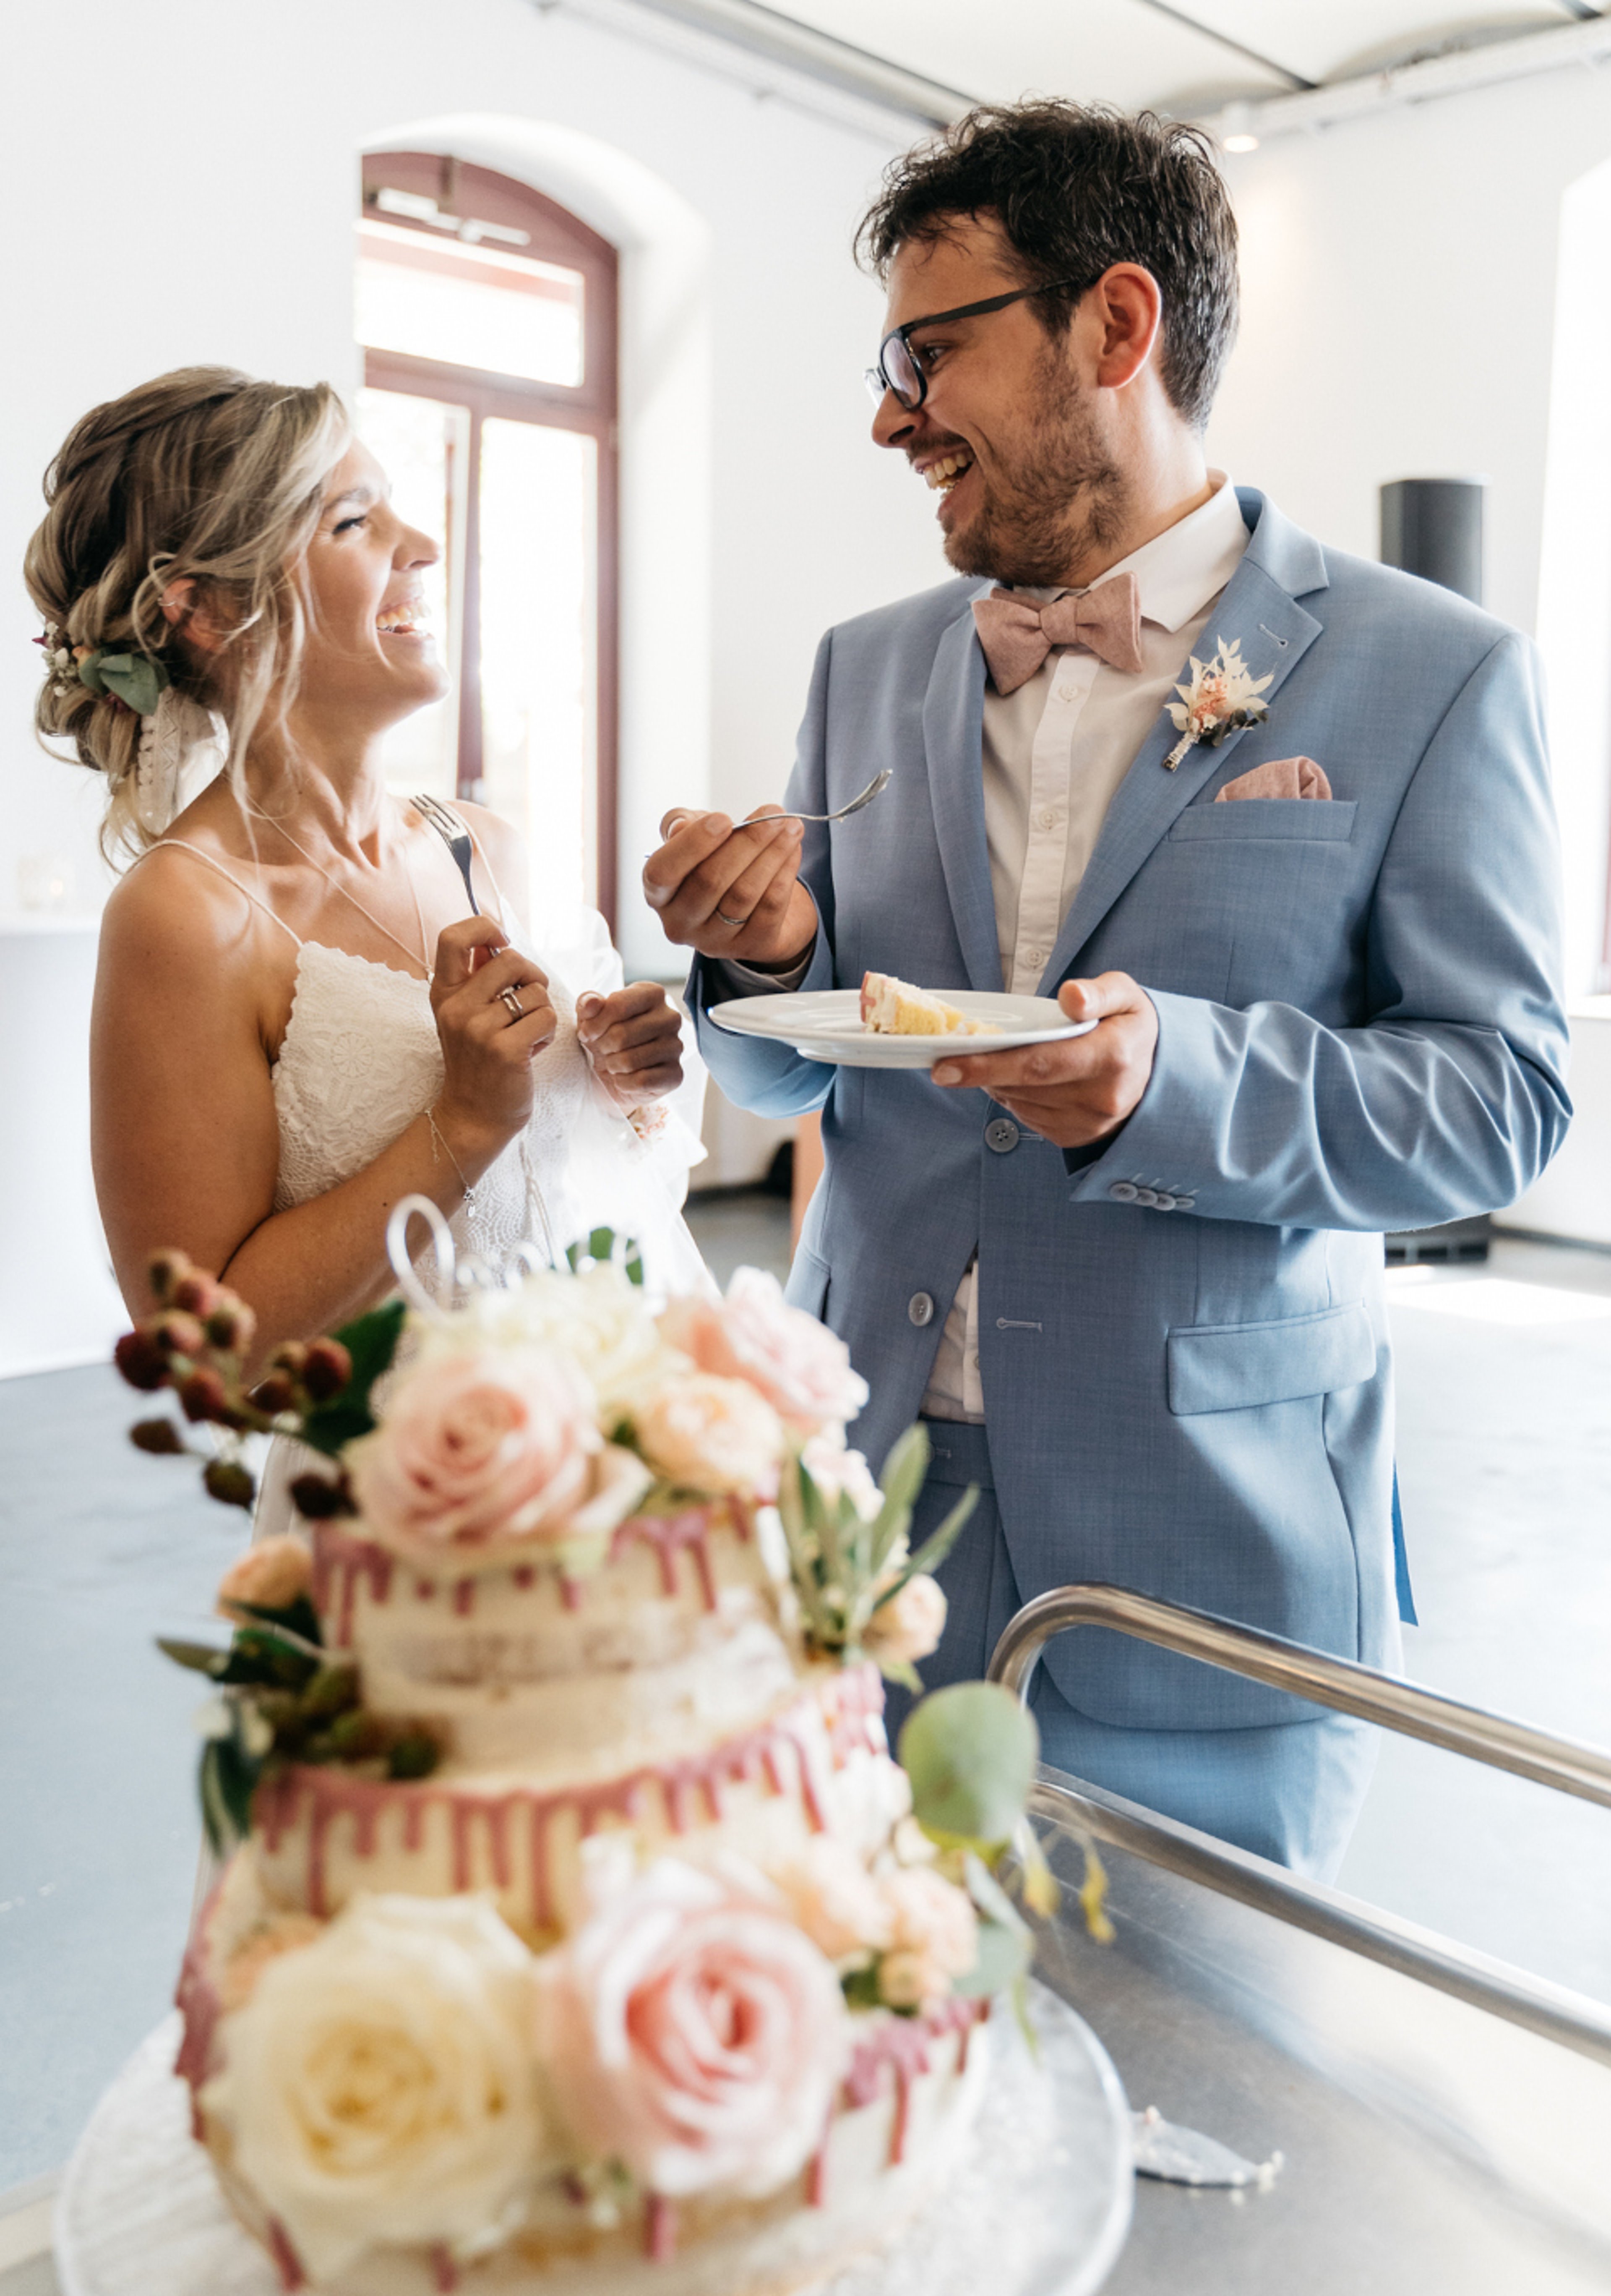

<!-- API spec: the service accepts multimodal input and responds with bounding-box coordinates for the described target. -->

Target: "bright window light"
[1389,1278,1611,1326]
[1223,133,1260,153]
[356,220,584,387]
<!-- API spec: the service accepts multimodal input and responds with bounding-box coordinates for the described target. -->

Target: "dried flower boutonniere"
[1163,637,1274,770]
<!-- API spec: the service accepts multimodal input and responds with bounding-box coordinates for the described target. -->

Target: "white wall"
[1206,67,1611,1001]
[0,0,955,1366]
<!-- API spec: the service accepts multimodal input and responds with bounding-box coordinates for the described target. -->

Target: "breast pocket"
[1168,799,1358,844]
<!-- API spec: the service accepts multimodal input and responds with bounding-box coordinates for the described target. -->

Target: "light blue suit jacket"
[690,491,1570,1732]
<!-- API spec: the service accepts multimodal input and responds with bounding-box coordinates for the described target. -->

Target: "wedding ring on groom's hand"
[715,910,748,928]
[500,986,526,1018]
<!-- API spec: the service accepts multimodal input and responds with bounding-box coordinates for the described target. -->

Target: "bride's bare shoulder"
[99,836,272,986]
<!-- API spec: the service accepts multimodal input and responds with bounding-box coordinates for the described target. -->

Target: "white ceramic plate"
[709,989,1095,1070]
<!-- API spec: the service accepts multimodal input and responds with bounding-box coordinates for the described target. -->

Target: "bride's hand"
[576,984,685,1111]
[430,917,558,1158]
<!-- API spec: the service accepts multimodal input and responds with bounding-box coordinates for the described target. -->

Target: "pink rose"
[633,1373,783,1498]
[347,1347,649,1563]
[661,1268,868,1434]
[876,1868,978,2009]
[216,1534,312,1623]
[863,1573,948,1667]
[540,1859,847,2199]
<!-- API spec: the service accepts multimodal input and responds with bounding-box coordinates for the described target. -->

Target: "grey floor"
[3,1205,1608,2273]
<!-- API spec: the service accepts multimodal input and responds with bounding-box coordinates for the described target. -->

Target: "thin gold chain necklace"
[247,804,433,979]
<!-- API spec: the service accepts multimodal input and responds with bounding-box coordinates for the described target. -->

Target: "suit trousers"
[886,1421,1379,1884]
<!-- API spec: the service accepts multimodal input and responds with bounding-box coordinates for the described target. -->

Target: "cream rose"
[633,1372,783,1498]
[347,1347,649,1563]
[203,1894,544,2280]
[799,1433,882,1521]
[540,1858,847,2199]
[876,1868,978,2009]
[772,1836,892,1963]
[661,1268,868,1434]
[435,1263,681,1417]
[863,1573,948,1667]
[216,1535,312,1623]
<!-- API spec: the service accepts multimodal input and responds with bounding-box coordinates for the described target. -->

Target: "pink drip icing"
[889,2068,912,2164]
[560,1576,582,1611]
[262,1675,873,1933]
[806,2119,832,2208]
[607,1505,729,1614]
[453,1578,475,1619]
[646,2194,677,2261]
[266,2219,307,2291]
[173,1889,225,2133]
[416,1577,435,1601]
[450,1800,474,1889]
[513,1565,535,1591]
[431,2246,460,2292]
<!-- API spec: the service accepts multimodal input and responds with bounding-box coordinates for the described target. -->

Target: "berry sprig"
[112,1249,353,1511]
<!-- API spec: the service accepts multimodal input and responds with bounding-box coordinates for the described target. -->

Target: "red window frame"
[360,152,620,926]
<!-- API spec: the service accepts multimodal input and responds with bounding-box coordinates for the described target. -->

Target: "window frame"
[359,151,620,927]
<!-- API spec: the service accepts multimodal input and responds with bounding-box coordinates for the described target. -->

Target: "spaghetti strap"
[141,839,305,950]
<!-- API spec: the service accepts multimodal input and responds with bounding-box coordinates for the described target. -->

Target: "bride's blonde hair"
[25,366,349,859]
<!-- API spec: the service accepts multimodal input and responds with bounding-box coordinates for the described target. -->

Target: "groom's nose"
[872,391,919,451]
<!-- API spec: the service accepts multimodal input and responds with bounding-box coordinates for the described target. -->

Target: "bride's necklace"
[247,805,433,980]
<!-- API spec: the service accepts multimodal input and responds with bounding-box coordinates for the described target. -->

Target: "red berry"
[146,1248,192,1304]
[115,1329,169,1393]
[179,1367,229,1423]
[156,1311,208,1359]
[173,1273,222,1318]
[249,1371,297,1415]
[302,1338,352,1404]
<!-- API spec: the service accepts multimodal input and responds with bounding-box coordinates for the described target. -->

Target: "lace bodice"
[271,942,591,1274]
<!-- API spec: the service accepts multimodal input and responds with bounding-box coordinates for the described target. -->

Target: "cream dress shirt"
[726,474,1251,1423]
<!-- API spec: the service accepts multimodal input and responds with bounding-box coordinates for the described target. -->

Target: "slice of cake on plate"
[860,972,1001,1037]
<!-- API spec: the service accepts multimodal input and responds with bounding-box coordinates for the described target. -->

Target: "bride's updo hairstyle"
[25,366,349,856]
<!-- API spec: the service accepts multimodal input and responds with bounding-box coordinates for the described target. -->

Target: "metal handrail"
[987,1584,1611,1809]
[987,1583,1611,2064]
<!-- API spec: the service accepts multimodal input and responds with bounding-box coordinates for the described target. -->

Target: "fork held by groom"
[642,102,1569,1881]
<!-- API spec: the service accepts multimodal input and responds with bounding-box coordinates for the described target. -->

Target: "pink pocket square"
[1215,756,1332,802]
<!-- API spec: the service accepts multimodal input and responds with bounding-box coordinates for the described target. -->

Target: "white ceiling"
[768,0,1596,114]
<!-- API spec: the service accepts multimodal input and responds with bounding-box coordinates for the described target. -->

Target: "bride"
[27,365,709,1376]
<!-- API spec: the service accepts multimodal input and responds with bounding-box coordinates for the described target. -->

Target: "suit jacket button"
[1173,1197,1196,1212]
[1134,1187,1160,1207]
[908,1292,935,1327]
[1154,1192,1178,1211]
[1109,1182,1139,1202]
[985,1118,1020,1153]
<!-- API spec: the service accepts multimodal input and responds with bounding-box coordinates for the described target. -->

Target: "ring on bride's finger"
[500,986,525,1018]
[715,909,748,928]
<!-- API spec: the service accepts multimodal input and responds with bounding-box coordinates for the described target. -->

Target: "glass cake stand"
[53,1984,1134,2296]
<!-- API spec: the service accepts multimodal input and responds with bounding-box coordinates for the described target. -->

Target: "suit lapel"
[923,601,1002,993]
[1040,545,1325,992]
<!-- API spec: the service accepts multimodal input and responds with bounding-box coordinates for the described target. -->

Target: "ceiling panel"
[773,0,1593,112]
[771,0,1294,111]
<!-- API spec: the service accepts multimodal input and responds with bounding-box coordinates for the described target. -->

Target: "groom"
[643,103,1570,1876]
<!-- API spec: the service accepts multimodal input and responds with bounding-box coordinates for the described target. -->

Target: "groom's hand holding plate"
[643,806,819,968]
[931,973,1160,1150]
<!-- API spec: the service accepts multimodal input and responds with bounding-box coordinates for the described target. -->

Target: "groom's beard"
[942,350,1128,589]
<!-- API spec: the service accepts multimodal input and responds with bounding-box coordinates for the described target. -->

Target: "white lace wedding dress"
[145,839,712,1540]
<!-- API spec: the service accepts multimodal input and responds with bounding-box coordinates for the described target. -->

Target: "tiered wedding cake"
[118,1232,1040,2296]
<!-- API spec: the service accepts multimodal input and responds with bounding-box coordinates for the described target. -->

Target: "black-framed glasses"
[863,276,1091,410]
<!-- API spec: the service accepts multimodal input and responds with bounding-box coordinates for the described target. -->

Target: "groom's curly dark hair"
[857,102,1239,433]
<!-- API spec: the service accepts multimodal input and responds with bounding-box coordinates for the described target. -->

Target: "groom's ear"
[1087,264,1164,396]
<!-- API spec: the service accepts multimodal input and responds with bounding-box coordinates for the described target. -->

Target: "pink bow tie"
[971,574,1145,694]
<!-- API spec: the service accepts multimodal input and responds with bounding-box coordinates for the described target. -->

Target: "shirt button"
[908,1292,935,1327]
[1024,950,1044,970]
[1037,809,1058,832]
[1109,1182,1139,1202]
[1057,686,1079,703]
[967,1350,980,1370]
[985,1118,1019,1153]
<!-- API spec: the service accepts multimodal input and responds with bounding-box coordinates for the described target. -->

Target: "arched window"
[357,153,619,928]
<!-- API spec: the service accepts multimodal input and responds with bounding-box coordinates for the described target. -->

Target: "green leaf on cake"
[299,1298,406,1456]
[897,1680,1039,1848]
[198,1730,262,1855]
[156,1636,229,1678]
[952,1912,1032,1997]
[227,1594,324,1647]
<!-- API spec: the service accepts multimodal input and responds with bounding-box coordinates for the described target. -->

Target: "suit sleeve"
[687,630,842,1120]
[1070,631,1572,1230]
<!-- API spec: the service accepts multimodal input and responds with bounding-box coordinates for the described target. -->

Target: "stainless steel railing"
[987,1584,1611,2064]
[988,1583,1611,1807]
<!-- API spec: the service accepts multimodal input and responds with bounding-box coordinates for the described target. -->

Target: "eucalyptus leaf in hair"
[76,648,170,716]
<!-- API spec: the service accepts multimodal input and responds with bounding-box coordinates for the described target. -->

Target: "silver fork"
[412,792,479,914]
[766,768,892,825]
